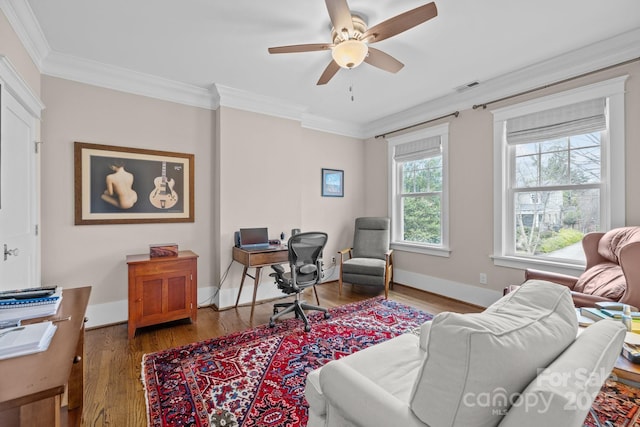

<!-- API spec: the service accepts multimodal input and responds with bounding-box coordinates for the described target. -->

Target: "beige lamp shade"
[332,40,368,69]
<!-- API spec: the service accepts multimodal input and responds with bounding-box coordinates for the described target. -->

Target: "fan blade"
[268,43,333,54]
[325,0,354,34]
[317,60,341,85]
[364,47,404,73]
[363,2,437,44]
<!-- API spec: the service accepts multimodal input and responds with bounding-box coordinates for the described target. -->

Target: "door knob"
[4,244,19,261]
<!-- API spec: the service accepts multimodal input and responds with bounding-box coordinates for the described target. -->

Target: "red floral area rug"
[142,296,640,427]
[141,297,432,427]
[585,379,640,426]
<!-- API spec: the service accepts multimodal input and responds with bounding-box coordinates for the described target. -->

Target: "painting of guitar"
[149,162,179,209]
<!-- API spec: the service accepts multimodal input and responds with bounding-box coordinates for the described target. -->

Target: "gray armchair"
[338,217,393,298]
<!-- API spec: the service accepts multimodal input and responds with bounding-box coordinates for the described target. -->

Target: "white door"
[0,83,39,290]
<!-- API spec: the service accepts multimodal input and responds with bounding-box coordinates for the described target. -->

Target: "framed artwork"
[321,168,344,197]
[74,142,194,225]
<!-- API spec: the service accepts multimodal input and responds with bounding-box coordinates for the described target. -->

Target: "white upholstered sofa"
[305,280,626,427]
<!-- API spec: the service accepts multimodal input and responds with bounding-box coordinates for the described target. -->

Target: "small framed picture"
[321,168,344,197]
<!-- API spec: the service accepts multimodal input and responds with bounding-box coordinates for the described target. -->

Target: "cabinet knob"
[73,355,82,364]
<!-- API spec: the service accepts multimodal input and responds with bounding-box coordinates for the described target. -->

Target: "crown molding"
[362,27,640,139]
[215,84,305,121]
[215,84,365,138]
[43,52,218,110]
[300,113,364,139]
[0,0,50,70]
[0,55,45,118]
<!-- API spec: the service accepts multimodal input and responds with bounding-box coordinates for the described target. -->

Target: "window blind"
[394,135,441,161]
[506,98,606,145]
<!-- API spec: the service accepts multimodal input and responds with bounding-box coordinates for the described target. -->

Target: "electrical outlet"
[331,256,336,265]
[479,273,488,285]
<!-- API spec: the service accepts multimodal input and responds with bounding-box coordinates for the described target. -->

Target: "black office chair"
[269,231,330,332]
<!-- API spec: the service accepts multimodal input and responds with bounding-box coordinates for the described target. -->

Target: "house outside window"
[492,76,627,271]
[388,123,450,257]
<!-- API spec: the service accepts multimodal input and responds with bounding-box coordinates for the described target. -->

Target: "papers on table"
[0,321,57,360]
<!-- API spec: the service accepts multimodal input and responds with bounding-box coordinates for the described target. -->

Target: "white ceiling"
[9,0,640,137]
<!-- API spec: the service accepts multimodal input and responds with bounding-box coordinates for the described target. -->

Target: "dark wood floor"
[82,281,482,426]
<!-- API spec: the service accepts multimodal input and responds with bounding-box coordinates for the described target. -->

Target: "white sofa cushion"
[410,280,578,427]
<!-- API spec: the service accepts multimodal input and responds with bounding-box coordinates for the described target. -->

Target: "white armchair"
[305,280,625,427]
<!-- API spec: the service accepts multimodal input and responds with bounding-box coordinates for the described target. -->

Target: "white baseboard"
[85,284,221,328]
[394,269,502,308]
[84,268,487,327]
[84,299,128,328]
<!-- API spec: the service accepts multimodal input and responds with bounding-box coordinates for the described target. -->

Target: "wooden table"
[0,286,91,427]
[232,245,288,319]
[614,353,640,383]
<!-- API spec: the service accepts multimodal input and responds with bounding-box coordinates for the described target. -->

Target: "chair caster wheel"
[304,325,311,332]
[269,321,275,328]
[324,313,331,319]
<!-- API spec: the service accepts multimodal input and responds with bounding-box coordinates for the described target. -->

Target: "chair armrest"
[338,248,353,262]
[571,292,612,307]
[319,361,425,427]
[385,249,394,268]
[525,268,579,289]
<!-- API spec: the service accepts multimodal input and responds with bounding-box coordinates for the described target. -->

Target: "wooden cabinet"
[126,250,198,339]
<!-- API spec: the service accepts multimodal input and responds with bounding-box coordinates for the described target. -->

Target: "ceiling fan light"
[332,40,368,69]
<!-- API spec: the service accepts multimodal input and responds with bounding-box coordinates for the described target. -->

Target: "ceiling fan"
[268,0,437,85]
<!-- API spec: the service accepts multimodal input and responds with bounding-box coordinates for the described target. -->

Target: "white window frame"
[387,123,450,257]
[491,76,627,274]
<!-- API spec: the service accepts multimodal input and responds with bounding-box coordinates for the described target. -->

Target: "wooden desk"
[0,286,91,427]
[232,245,288,319]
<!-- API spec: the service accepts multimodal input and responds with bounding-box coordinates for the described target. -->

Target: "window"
[492,76,627,271]
[388,123,449,256]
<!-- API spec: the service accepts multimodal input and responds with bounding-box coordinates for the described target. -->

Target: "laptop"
[239,227,278,250]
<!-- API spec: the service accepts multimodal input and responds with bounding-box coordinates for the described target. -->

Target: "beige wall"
[365,61,640,299]
[40,76,216,320]
[0,11,40,96]
[216,107,365,306]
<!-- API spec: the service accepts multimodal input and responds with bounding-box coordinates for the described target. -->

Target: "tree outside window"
[512,132,602,261]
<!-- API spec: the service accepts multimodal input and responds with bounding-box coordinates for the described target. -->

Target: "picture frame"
[321,168,344,197]
[74,142,194,225]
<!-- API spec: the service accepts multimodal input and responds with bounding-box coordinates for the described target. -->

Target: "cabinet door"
[134,269,192,326]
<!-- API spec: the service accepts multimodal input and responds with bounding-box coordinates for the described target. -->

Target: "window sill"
[491,255,585,276]
[391,242,451,257]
